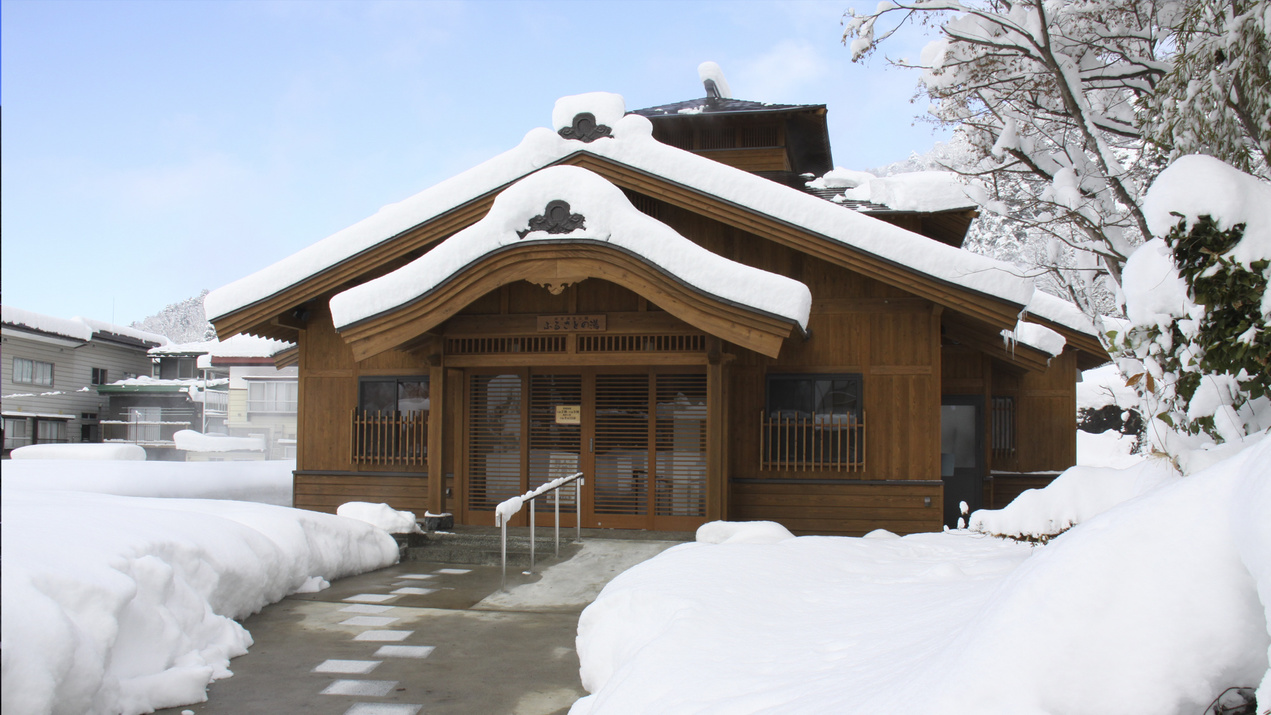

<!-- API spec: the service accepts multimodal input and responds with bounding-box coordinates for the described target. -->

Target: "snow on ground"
[1,460,397,715]
[173,429,265,453]
[336,501,420,534]
[10,442,147,461]
[1,458,294,506]
[476,540,682,612]
[572,437,1271,714]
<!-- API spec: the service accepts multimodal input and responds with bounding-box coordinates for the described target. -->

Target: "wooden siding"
[729,481,943,536]
[294,472,429,515]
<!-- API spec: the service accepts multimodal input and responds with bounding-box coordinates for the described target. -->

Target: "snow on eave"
[1002,320,1067,358]
[208,93,1035,327]
[2,305,93,342]
[329,165,813,332]
[1022,290,1099,338]
[75,318,169,347]
[151,334,294,359]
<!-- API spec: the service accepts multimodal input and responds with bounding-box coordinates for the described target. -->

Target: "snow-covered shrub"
[1115,155,1271,460]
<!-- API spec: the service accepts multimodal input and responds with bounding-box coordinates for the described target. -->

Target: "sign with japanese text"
[536,314,606,332]
[555,405,581,425]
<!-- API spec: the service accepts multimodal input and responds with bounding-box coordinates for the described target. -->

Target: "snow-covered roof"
[811,169,978,213]
[330,165,813,332]
[150,334,294,359]
[1024,290,1099,337]
[1003,320,1067,357]
[206,92,1035,325]
[1,306,167,346]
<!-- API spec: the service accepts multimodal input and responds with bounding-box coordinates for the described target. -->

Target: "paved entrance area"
[156,539,684,715]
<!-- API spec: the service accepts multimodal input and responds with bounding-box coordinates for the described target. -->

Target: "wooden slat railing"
[351,409,428,467]
[759,410,865,472]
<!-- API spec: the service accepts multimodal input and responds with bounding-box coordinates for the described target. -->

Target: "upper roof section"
[1,305,168,348]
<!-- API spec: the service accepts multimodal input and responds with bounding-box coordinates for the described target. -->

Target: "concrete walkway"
[156,538,684,715]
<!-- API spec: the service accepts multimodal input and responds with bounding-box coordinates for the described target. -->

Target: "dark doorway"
[941,395,984,528]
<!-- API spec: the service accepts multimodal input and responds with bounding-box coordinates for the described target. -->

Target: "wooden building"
[207,86,1107,536]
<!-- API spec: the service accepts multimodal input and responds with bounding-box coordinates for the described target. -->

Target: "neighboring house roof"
[97,376,229,394]
[207,92,1105,364]
[151,334,295,365]
[1,306,168,347]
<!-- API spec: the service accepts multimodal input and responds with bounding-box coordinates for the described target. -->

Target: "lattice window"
[351,377,429,466]
[446,336,566,355]
[699,126,735,150]
[760,374,866,472]
[992,396,1016,459]
[577,334,705,352]
[738,124,779,148]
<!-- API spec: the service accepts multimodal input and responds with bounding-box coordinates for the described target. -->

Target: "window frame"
[13,357,55,386]
[91,367,108,385]
[761,372,865,471]
[246,379,299,414]
[352,375,431,466]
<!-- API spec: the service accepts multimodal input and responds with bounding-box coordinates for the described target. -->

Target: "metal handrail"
[493,471,584,589]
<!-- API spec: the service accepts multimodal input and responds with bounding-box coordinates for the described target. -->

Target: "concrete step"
[400,530,583,566]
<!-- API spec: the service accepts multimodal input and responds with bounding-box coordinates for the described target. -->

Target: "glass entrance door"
[940,395,984,528]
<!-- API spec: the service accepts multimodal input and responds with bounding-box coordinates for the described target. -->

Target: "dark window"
[353,377,430,466]
[91,367,108,385]
[762,374,865,471]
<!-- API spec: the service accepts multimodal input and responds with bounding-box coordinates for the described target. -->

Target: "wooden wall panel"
[294,474,429,515]
[1016,350,1078,472]
[302,302,355,372]
[577,280,640,313]
[729,481,943,536]
[299,376,356,471]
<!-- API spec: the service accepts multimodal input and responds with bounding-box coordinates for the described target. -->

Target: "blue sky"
[1,0,950,326]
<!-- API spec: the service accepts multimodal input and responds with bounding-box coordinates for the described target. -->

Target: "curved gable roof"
[330,166,811,360]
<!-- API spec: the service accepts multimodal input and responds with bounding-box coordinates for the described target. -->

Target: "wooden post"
[427,357,446,515]
[706,338,725,521]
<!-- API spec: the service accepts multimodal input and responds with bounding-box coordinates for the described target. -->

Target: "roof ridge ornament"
[558,112,612,143]
[517,200,586,239]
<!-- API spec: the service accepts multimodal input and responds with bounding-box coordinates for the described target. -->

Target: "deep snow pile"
[1,464,398,714]
[1,458,294,506]
[572,438,1271,714]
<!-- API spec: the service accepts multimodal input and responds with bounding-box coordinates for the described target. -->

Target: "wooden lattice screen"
[991,396,1016,459]
[759,411,866,472]
[350,409,428,466]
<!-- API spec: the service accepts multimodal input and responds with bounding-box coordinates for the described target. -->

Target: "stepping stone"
[374,645,435,659]
[396,574,434,580]
[390,587,434,595]
[344,593,396,603]
[340,604,395,614]
[354,630,413,642]
[321,679,397,696]
[340,616,399,627]
[313,660,381,675]
[343,704,422,715]
[435,568,471,575]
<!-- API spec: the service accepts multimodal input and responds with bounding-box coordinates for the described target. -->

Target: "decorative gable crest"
[558,112,612,143]
[517,200,586,239]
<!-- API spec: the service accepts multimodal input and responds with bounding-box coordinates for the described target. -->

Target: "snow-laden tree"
[843,0,1177,326]
[131,290,216,344]
[1143,0,1271,181]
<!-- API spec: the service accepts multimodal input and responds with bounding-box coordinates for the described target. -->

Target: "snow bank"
[336,501,419,534]
[328,165,813,332]
[0,459,294,506]
[1,488,397,715]
[573,439,1271,714]
[695,520,794,544]
[969,459,1177,539]
[1077,428,1143,468]
[10,443,147,461]
[173,430,265,453]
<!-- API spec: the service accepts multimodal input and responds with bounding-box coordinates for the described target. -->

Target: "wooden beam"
[427,361,445,515]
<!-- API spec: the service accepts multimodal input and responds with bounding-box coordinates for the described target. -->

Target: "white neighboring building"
[2,306,167,456]
[151,335,297,460]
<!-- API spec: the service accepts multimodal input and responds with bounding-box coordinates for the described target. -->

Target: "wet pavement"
[156,538,684,715]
